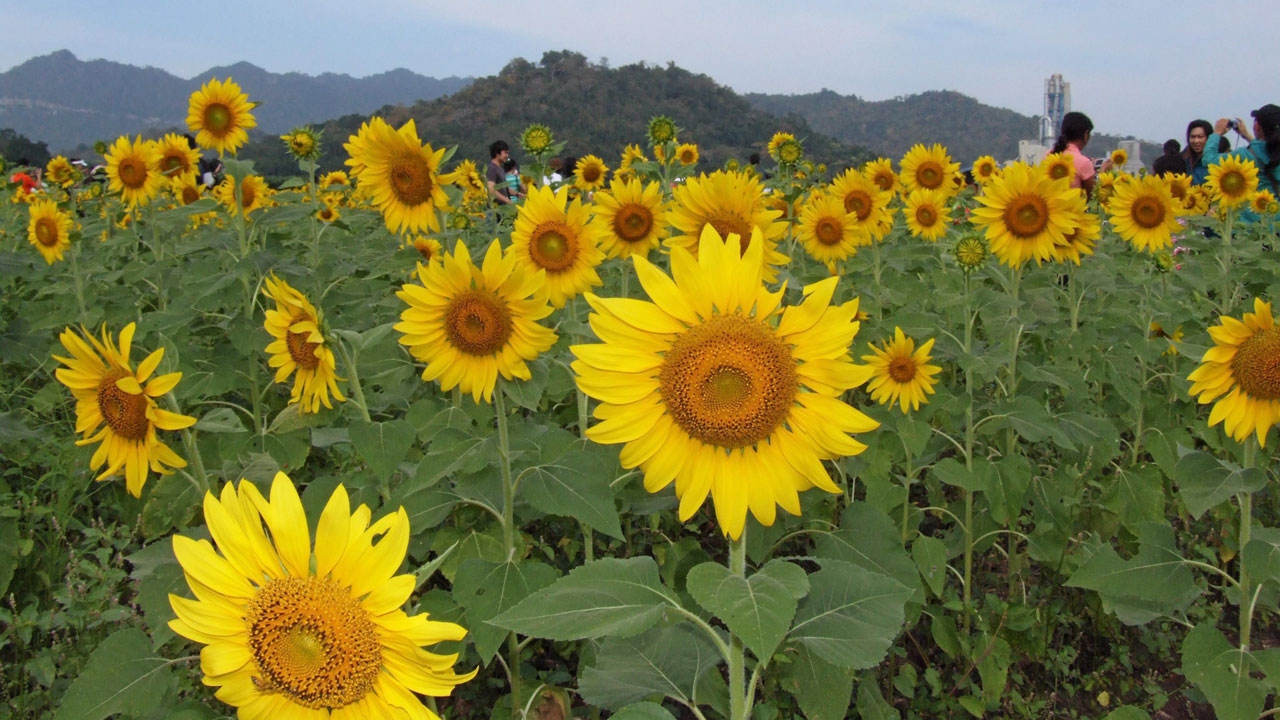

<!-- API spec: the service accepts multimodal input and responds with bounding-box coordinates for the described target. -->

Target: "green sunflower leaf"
[686,559,808,661]
[53,628,175,720]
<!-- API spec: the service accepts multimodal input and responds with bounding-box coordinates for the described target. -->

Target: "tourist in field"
[1152,139,1183,176]
[1206,103,1280,195]
[503,159,525,204]
[542,157,563,187]
[1050,111,1111,197]
[487,140,514,206]
[1183,120,1213,184]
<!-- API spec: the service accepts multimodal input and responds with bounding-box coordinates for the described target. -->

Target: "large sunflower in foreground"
[859,327,941,413]
[592,177,668,260]
[104,136,162,208]
[53,323,194,497]
[1206,156,1260,210]
[899,143,959,194]
[666,169,789,283]
[169,471,475,719]
[829,168,892,242]
[571,226,880,540]
[344,117,450,235]
[970,162,1082,267]
[510,185,605,308]
[1107,174,1181,252]
[263,276,346,414]
[396,240,557,403]
[28,198,74,264]
[796,191,865,265]
[187,77,257,155]
[1187,297,1280,447]
[903,188,952,242]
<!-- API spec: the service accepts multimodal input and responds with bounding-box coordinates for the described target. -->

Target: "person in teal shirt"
[1204,103,1280,196]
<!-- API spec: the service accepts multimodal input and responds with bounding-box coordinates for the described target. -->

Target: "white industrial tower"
[1040,74,1071,146]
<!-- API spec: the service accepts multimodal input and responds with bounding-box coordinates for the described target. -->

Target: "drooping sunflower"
[154,133,200,183]
[574,154,609,193]
[970,162,1082,267]
[796,191,865,265]
[903,188,952,242]
[343,117,450,235]
[27,198,74,264]
[1187,297,1280,447]
[593,177,668,260]
[864,158,900,195]
[1108,174,1181,253]
[262,276,346,414]
[46,155,81,188]
[899,143,960,194]
[676,143,699,166]
[520,123,554,155]
[1040,152,1076,184]
[214,173,271,218]
[53,323,195,497]
[972,155,1000,185]
[571,226,880,539]
[666,169,790,283]
[1095,171,1119,207]
[104,136,162,207]
[186,77,257,155]
[508,185,605,307]
[1206,156,1260,209]
[616,143,648,182]
[168,471,476,719]
[396,240,557,403]
[281,125,322,161]
[858,327,942,413]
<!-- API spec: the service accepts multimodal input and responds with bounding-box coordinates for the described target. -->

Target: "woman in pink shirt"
[1050,112,1111,197]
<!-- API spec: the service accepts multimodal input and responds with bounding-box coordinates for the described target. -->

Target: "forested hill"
[0,50,471,152]
[746,89,1160,165]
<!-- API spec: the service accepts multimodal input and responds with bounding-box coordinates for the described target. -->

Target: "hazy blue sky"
[3,1,1278,145]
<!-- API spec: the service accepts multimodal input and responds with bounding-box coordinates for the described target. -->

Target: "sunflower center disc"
[160,155,184,175]
[530,224,578,272]
[706,216,753,256]
[238,182,256,209]
[205,104,232,133]
[1222,171,1245,196]
[659,314,798,448]
[915,206,937,228]
[1132,196,1165,229]
[614,205,653,242]
[97,370,149,441]
[582,165,602,183]
[1005,195,1049,238]
[815,218,843,245]
[119,159,146,189]
[181,186,200,205]
[247,576,382,710]
[888,356,918,383]
[1047,164,1070,181]
[389,155,434,206]
[872,172,894,192]
[1231,326,1280,401]
[445,289,514,355]
[844,191,872,220]
[917,163,943,189]
[286,329,322,370]
[34,218,58,247]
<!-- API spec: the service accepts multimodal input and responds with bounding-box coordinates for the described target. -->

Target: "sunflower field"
[4,79,1280,720]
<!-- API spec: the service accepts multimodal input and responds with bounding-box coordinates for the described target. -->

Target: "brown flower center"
[286,326,322,370]
[613,204,654,243]
[705,215,753,256]
[1220,170,1247,197]
[581,163,602,184]
[204,104,232,134]
[872,171,895,192]
[389,153,435,206]
[1231,326,1280,401]
[888,355,917,383]
[34,217,60,247]
[444,289,514,356]
[1004,195,1049,238]
[843,190,873,220]
[97,369,149,441]
[1131,195,1166,229]
[117,157,148,189]
[915,162,944,190]
[528,222,579,272]
[815,217,844,245]
[915,205,938,228]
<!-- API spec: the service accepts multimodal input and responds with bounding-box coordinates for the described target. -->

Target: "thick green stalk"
[728,529,749,720]
[494,383,522,717]
[1239,440,1257,652]
[333,338,372,422]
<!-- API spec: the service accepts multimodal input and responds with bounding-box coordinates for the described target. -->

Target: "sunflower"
[970,162,1082,267]
[899,144,960,194]
[571,226,879,539]
[344,117,450,235]
[953,234,988,272]
[1253,189,1278,215]
[154,133,200,183]
[616,143,648,182]
[263,276,346,414]
[319,170,350,190]
[859,327,941,413]
[647,116,679,146]
[396,240,557,403]
[171,173,204,206]
[281,126,322,161]
[1107,174,1181,253]
[187,77,257,155]
[168,471,476,719]
[795,192,864,265]
[775,138,804,165]
[1052,205,1102,265]
[666,169,790,283]
[1110,148,1129,168]
[1165,173,1193,208]
[1095,171,1119,206]
[104,136,162,207]
[1040,152,1076,184]
[46,156,81,188]
[52,323,194,497]
[407,235,442,263]
[28,198,74,264]
[676,143,699,166]
[767,132,795,162]
[1187,297,1280,447]
[593,177,668,260]
[972,155,1000,185]
[520,123,554,155]
[827,168,890,241]
[214,173,271,218]
[574,155,609,193]
[1206,156,1260,209]
[315,196,341,224]
[864,158,900,195]
[903,188,952,241]
[1182,186,1212,215]
[508,185,605,308]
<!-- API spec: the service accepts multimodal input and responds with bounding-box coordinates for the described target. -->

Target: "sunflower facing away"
[187,77,257,155]
[168,471,476,719]
[572,226,880,540]
[53,323,194,497]
[28,198,74,264]
[592,177,668,260]
[1187,297,1280,447]
[263,276,346,414]
[396,240,557,403]
[903,188,952,242]
[647,116,679,146]
[1206,156,1261,209]
[520,123,554,155]
[281,126,323,161]
[796,191,865,266]
[105,136,163,207]
[1108,174,1181,253]
[859,327,942,413]
[510,185,605,308]
[344,117,450,235]
[900,144,960,194]
[970,162,1082,267]
[574,155,609,193]
[666,169,790,283]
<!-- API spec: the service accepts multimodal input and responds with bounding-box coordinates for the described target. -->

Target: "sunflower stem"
[68,240,88,323]
[167,393,212,494]
[870,239,884,320]
[727,527,750,720]
[493,381,523,717]
[961,271,976,637]
[1239,439,1257,653]
[334,337,372,423]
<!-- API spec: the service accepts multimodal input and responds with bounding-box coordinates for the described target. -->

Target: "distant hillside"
[0,50,471,152]
[238,51,877,181]
[745,89,1160,167]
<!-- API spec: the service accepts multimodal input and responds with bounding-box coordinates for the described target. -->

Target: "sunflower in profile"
[407,234,443,263]
[168,471,476,719]
[593,177,668,260]
[28,198,74,264]
[1106,174,1180,252]
[953,234,988,272]
[281,125,322,161]
[53,323,194,497]
[262,276,346,414]
[574,154,609,193]
[46,156,81,188]
[571,226,880,540]
[972,155,1000,185]
[154,133,200,183]
[1252,189,1278,215]
[104,136,162,207]
[1187,297,1280,447]
[858,327,941,413]
[666,169,790,283]
[796,191,864,265]
[864,158,900,195]
[520,123,554,155]
[1040,152,1076,184]
[900,144,959,194]
[319,170,350,190]
[344,117,450,235]
[214,173,271,218]
[1110,148,1128,168]
[648,115,679,146]
[509,185,605,308]
[186,77,257,155]
[970,162,1082,267]
[676,143,699,166]
[396,240,557,403]
[767,131,795,162]
[1095,171,1119,207]
[903,188,952,241]
[1206,156,1260,209]
[616,143,648,182]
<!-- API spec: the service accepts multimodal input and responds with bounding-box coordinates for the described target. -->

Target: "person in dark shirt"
[486,140,513,206]
[1152,139,1183,176]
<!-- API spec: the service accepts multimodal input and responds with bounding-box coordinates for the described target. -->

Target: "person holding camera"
[1206,104,1280,195]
